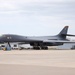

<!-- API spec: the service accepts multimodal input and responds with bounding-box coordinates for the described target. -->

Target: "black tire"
[33,47,40,50]
[41,46,48,50]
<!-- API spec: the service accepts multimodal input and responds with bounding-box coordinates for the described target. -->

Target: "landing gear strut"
[8,42,11,47]
[6,42,11,50]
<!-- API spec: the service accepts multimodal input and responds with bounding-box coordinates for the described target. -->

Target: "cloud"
[0,0,75,35]
[0,0,71,3]
[0,0,75,11]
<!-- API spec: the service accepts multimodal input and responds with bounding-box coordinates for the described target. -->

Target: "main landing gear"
[31,43,48,50]
[33,46,48,50]
[41,46,48,50]
[33,46,40,50]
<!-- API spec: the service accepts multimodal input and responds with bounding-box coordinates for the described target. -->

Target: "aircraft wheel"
[33,47,40,50]
[45,47,48,50]
[41,47,44,49]
[41,46,48,50]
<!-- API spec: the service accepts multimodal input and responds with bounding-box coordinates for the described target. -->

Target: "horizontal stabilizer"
[62,34,75,36]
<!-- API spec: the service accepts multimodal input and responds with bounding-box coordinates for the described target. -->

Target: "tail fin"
[58,26,69,39]
[58,26,69,35]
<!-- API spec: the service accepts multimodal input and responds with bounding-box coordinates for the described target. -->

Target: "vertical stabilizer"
[58,26,69,39]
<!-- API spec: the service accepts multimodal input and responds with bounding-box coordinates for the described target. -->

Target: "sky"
[0,0,75,36]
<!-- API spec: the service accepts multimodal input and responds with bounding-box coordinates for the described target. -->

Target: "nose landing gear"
[5,42,11,50]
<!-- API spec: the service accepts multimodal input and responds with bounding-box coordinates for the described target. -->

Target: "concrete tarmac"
[0,50,75,75]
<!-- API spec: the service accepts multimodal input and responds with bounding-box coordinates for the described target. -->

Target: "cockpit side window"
[7,36,12,39]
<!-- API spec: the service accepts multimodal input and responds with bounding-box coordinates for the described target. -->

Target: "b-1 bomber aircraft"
[0,26,75,50]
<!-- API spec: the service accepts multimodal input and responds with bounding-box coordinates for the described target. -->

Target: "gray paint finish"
[0,26,75,49]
